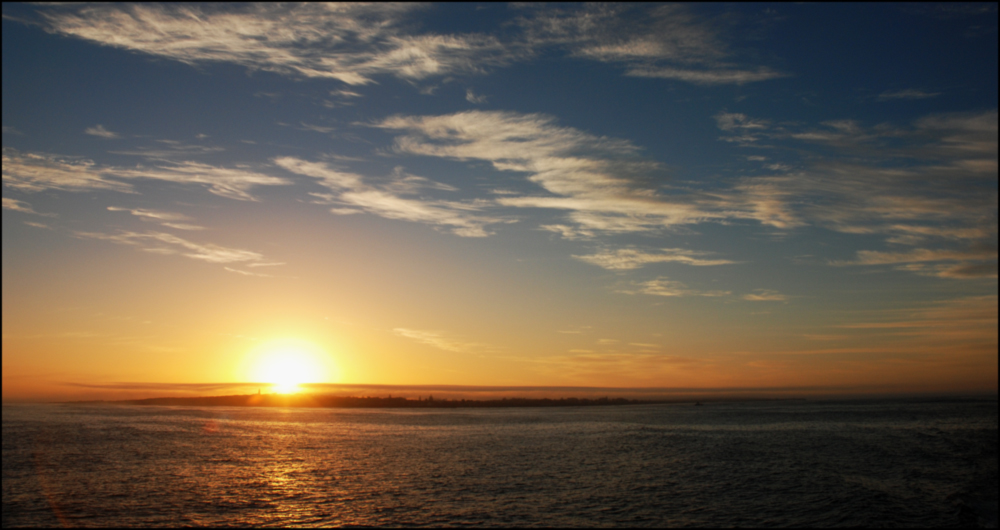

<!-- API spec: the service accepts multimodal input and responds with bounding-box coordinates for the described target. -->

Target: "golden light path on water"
[241,339,336,394]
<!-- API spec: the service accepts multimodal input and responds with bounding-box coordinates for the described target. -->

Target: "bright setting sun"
[245,339,335,394]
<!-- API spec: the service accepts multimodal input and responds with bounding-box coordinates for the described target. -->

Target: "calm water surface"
[3,399,997,527]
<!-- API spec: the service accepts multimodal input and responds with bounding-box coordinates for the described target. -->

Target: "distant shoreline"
[62,393,682,409]
[55,393,813,409]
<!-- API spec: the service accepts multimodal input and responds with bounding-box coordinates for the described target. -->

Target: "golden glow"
[244,339,336,394]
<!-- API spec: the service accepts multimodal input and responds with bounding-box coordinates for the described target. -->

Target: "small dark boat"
[694,401,703,406]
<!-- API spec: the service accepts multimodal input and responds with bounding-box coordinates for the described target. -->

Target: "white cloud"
[3,197,48,215]
[224,267,271,277]
[275,156,504,237]
[376,111,729,235]
[107,207,205,230]
[517,4,787,85]
[833,246,998,279]
[3,150,134,193]
[84,124,120,138]
[38,4,517,85]
[877,89,941,101]
[712,110,998,272]
[107,206,186,221]
[574,248,736,270]
[619,277,730,297]
[76,231,269,265]
[393,328,484,353]
[743,289,788,302]
[465,89,488,104]
[3,149,291,201]
[626,66,787,85]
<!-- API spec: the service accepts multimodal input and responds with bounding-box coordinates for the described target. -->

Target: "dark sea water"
[3,399,997,527]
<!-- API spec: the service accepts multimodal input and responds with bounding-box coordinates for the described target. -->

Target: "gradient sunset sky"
[3,3,997,401]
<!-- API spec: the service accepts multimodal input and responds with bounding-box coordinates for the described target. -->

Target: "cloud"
[715,112,769,132]
[465,88,488,104]
[393,328,486,353]
[619,277,730,298]
[76,231,269,265]
[224,267,271,277]
[375,110,731,235]
[712,109,998,276]
[3,149,291,200]
[877,89,941,101]
[35,4,517,85]
[3,197,49,216]
[834,295,997,349]
[107,206,187,222]
[574,248,736,270]
[109,140,225,160]
[107,206,205,230]
[275,156,505,237]
[626,66,787,85]
[84,124,120,138]
[517,4,787,85]
[835,246,998,279]
[3,149,134,193]
[743,289,788,302]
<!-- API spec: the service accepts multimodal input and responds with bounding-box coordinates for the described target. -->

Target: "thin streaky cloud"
[466,88,488,104]
[275,156,506,237]
[619,278,731,298]
[38,4,517,85]
[4,150,291,201]
[76,231,269,265]
[107,207,205,231]
[3,197,49,216]
[83,124,120,138]
[575,248,736,270]
[393,328,487,353]
[518,4,788,85]
[224,267,271,278]
[877,89,941,101]
[107,206,188,222]
[626,66,787,85]
[743,289,788,302]
[376,111,732,235]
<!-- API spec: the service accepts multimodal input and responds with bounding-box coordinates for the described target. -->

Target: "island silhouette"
[70,393,679,409]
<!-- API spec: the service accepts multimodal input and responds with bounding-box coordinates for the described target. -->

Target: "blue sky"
[2,3,996,400]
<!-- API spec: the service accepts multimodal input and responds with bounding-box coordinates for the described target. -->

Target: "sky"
[2,3,997,402]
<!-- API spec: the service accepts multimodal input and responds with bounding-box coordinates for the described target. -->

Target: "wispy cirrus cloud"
[107,206,204,230]
[712,109,998,276]
[2,197,51,216]
[743,289,788,302]
[35,4,517,86]
[517,4,787,85]
[834,295,997,350]
[375,111,729,235]
[619,277,730,298]
[76,230,269,265]
[83,124,120,138]
[877,89,941,101]
[574,248,736,270]
[834,246,998,279]
[3,149,290,200]
[393,328,488,353]
[465,88,488,104]
[275,156,505,237]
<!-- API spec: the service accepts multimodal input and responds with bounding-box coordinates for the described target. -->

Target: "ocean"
[2,398,996,527]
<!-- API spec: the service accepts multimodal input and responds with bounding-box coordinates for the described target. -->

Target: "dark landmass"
[68,393,677,409]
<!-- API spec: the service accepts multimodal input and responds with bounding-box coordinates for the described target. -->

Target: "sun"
[245,339,335,394]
